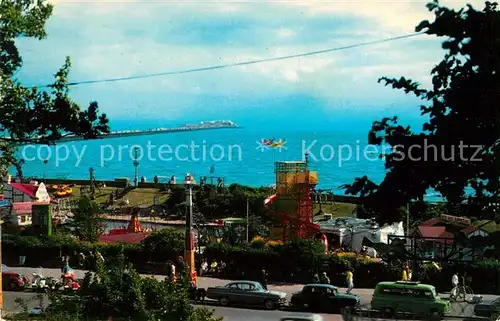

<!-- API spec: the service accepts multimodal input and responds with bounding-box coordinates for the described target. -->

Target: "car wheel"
[8,281,19,291]
[218,296,230,306]
[383,308,394,318]
[264,300,275,310]
[430,310,442,320]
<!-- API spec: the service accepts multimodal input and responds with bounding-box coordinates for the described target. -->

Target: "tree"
[0,0,109,176]
[141,228,184,262]
[12,257,222,321]
[343,1,500,223]
[71,196,105,242]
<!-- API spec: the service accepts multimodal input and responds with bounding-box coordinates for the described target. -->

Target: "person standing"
[451,272,459,297]
[346,267,354,294]
[320,272,330,285]
[313,274,320,284]
[177,256,186,280]
[260,269,268,290]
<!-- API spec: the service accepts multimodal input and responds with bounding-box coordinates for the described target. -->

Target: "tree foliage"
[165,183,273,221]
[13,255,221,321]
[0,0,109,176]
[71,196,105,242]
[343,1,500,223]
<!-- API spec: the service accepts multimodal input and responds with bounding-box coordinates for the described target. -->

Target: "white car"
[280,315,324,321]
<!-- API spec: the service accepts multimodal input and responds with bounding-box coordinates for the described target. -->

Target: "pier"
[13,121,240,144]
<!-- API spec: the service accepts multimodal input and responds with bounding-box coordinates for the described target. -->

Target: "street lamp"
[0,219,4,319]
[183,174,196,286]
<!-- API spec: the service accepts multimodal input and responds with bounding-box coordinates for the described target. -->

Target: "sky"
[15,0,488,129]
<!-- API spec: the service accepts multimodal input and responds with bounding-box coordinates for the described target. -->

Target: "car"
[206,280,287,310]
[474,297,500,319]
[280,314,324,321]
[371,281,450,319]
[289,284,360,313]
[2,271,30,291]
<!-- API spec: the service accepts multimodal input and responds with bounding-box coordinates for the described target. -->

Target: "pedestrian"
[177,256,186,280]
[313,274,320,284]
[401,262,408,281]
[87,251,95,271]
[200,259,208,277]
[346,267,354,294]
[78,252,86,269]
[451,272,459,297]
[260,269,268,290]
[319,272,330,284]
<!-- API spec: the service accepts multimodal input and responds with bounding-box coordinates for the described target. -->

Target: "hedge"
[202,241,500,294]
[3,233,500,294]
[1,230,184,275]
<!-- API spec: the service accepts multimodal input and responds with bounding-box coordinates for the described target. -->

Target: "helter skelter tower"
[273,153,318,241]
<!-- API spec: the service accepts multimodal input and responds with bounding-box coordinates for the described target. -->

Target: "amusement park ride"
[264,153,328,247]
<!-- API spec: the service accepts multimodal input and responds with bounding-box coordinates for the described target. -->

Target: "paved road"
[3,267,496,321]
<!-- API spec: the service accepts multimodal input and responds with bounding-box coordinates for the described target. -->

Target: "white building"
[315,216,404,252]
[2,175,52,226]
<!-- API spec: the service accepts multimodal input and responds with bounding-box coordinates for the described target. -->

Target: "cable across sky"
[30,32,425,88]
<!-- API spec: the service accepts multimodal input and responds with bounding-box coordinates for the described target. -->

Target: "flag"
[209,164,215,174]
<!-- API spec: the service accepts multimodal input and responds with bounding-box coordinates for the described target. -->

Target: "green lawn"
[68,186,169,207]
[313,202,357,218]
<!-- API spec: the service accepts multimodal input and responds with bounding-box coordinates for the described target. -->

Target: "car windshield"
[253,283,264,291]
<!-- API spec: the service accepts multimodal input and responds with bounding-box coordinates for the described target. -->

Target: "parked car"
[2,271,29,291]
[474,297,500,319]
[206,280,287,310]
[289,284,359,313]
[371,281,449,319]
[280,315,324,321]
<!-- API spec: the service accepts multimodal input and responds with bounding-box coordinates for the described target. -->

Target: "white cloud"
[18,0,480,118]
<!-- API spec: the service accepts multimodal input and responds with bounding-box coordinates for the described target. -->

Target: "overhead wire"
[27,32,425,89]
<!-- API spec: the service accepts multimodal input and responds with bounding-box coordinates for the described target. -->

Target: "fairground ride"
[264,153,328,246]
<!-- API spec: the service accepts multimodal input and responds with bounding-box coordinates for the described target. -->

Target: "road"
[2,267,496,321]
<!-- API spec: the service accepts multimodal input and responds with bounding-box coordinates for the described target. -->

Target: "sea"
[16,117,442,201]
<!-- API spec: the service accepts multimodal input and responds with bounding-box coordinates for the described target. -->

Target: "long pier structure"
[13,120,240,144]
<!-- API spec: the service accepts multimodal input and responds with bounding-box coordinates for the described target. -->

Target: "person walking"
[313,274,320,284]
[346,267,354,294]
[319,272,330,285]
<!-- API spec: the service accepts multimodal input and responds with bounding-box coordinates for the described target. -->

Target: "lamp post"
[183,174,196,286]
[0,219,3,320]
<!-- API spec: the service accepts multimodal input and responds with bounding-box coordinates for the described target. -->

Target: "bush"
[11,258,222,321]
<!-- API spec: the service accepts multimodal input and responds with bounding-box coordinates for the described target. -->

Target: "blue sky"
[15,0,486,128]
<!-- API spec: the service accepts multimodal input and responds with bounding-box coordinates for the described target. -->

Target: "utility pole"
[184,174,196,286]
[0,220,3,320]
[246,198,249,242]
[89,167,95,199]
[406,202,410,236]
[133,147,139,187]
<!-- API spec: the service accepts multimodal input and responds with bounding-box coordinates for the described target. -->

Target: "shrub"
[11,259,222,321]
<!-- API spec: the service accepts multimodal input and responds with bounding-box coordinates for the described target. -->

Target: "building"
[315,216,404,252]
[411,214,491,261]
[2,175,53,227]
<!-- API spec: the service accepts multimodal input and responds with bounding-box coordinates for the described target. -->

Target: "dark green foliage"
[165,183,273,221]
[0,0,109,177]
[141,228,185,262]
[342,1,500,224]
[71,196,105,242]
[12,257,221,321]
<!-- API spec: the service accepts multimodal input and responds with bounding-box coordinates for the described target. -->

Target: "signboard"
[440,214,471,225]
[0,200,9,207]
